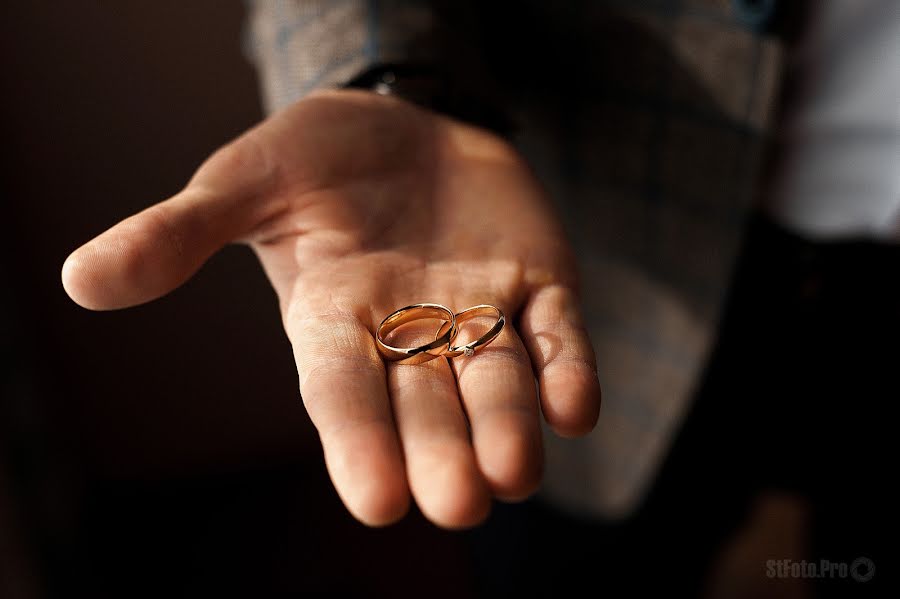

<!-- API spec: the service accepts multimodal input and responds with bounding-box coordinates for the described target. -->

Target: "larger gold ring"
[436,304,505,358]
[376,303,458,365]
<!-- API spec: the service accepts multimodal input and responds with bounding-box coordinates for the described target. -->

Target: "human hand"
[62,90,601,528]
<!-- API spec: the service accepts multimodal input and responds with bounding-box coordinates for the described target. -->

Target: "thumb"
[62,132,278,310]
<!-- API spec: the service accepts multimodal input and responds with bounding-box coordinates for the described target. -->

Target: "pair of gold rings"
[376,303,505,365]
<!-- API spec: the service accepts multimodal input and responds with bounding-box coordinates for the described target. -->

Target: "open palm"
[62,90,601,528]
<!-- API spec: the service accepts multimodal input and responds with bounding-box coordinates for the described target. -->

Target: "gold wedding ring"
[436,304,505,358]
[376,303,457,365]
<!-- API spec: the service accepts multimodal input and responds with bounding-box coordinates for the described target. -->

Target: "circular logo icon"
[850,557,875,583]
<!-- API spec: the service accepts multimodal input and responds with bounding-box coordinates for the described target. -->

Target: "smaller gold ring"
[376,303,458,365]
[436,304,505,358]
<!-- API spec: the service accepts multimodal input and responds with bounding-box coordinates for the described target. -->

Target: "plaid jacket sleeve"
[240,0,896,521]
[244,0,469,114]
[242,0,789,520]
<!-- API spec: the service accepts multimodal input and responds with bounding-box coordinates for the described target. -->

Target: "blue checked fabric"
[243,0,899,518]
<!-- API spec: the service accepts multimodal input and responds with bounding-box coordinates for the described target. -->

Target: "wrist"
[342,63,514,138]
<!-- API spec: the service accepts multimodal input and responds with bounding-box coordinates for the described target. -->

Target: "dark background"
[1,2,893,598]
[0,3,471,597]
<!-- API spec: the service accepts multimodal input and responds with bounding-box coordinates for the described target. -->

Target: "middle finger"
[449,297,543,500]
[385,322,491,528]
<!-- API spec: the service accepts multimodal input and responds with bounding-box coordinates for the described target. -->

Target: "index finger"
[285,303,410,527]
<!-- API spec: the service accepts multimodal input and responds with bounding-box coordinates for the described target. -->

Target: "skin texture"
[61,90,601,529]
